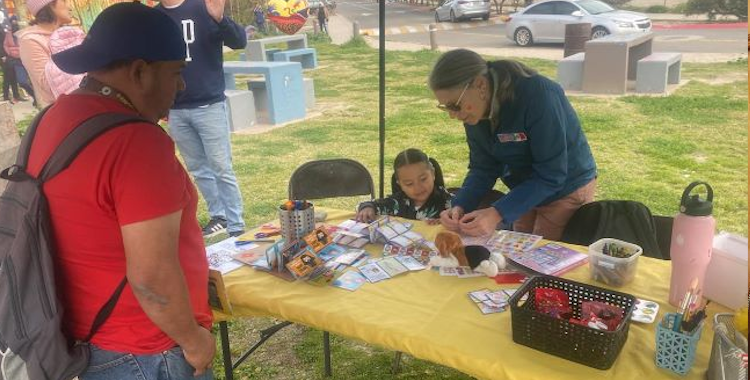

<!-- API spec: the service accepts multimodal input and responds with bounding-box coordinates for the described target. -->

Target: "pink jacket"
[3,32,19,59]
[17,25,54,107]
[45,26,85,99]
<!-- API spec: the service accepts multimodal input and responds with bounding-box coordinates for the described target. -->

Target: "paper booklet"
[367,216,426,248]
[504,242,588,276]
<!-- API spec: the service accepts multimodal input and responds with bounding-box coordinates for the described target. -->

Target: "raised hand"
[205,0,225,23]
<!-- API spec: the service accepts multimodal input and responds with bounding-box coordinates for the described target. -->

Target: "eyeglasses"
[436,81,471,113]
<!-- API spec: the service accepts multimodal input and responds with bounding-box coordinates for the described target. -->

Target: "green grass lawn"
[209,36,747,379]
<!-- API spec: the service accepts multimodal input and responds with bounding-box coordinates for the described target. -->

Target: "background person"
[17,0,73,107]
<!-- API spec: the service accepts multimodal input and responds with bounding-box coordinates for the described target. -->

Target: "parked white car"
[435,0,491,22]
[505,0,651,46]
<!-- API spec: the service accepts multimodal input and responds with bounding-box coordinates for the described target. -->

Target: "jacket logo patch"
[497,133,527,143]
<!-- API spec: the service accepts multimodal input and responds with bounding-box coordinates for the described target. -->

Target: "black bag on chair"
[560,200,665,259]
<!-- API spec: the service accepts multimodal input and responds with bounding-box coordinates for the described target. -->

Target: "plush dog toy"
[431,231,506,277]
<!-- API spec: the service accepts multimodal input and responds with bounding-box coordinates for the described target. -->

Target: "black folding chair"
[289,158,385,377]
[288,158,375,200]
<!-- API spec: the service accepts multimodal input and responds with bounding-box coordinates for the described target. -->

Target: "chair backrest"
[288,158,375,200]
[652,215,674,260]
[560,200,666,260]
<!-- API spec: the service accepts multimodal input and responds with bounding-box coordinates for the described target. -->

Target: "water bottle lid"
[680,181,713,216]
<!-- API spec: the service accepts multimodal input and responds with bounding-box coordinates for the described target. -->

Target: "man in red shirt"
[29,3,214,378]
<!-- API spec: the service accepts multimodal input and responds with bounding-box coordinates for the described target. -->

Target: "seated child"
[356,148,452,222]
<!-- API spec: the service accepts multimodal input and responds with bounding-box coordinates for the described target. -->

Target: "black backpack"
[0,109,147,380]
[560,200,665,260]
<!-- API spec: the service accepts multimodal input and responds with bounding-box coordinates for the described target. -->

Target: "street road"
[336,0,747,54]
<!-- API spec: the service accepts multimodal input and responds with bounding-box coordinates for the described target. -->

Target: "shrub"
[684,0,747,20]
[646,5,669,12]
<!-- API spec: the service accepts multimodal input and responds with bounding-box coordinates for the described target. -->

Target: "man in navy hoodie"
[158,0,247,238]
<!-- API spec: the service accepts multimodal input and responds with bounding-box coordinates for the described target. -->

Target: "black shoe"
[228,230,246,238]
[202,217,227,237]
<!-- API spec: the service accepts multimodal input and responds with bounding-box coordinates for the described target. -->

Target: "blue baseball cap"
[53,2,186,74]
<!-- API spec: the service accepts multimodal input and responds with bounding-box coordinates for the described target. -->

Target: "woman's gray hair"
[429,49,537,126]
[428,49,488,91]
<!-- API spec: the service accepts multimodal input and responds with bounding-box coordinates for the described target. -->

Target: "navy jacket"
[453,71,596,223]
[157,0,246,109]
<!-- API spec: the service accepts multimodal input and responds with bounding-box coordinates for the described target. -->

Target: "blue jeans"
[80,345,214,380]
[169,102,245,233]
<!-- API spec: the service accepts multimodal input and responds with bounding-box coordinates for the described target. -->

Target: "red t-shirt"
[26,94,213,354]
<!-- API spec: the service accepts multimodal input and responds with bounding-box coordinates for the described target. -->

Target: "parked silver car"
[505,0,651,46]
[435,0,491,22]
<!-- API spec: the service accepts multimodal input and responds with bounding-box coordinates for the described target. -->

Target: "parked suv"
[505,0,651,46]
[435,0,491,22]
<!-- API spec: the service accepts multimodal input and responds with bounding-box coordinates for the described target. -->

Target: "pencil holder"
[279,201,315,242]
[656,312,705,376]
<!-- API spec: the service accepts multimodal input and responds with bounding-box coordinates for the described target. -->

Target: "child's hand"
[356,207,376,223]
[440,206,464,231]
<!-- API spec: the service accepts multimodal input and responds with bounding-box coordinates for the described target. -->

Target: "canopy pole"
[378,0,386,198]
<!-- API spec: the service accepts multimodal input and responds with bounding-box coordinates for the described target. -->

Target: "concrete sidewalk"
[327,12,747,63]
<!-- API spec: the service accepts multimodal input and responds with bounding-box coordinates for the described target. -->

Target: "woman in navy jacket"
[429,49,597,240]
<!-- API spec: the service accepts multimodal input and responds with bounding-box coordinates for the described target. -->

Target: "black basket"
[509,275,636,370]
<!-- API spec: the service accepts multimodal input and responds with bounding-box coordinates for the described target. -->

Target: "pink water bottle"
[668,182,715,307]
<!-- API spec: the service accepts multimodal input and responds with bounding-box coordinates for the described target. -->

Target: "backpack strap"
[0,106,52,181]
[82,278,128,342]
[38,113,150,181]
[35,111,152,342]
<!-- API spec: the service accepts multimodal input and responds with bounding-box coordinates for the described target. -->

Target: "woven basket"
[509,275,636,370]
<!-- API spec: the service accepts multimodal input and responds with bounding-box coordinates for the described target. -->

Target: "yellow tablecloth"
[217,210,730,380]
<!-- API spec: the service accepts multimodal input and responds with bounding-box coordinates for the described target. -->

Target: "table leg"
[392,351,403,374]
[219,321,234,380]
[323,331,332,377]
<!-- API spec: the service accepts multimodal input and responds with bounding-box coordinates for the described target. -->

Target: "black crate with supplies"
[509,275,636,370]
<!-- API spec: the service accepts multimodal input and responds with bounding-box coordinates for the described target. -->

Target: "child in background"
[356,148,452,223]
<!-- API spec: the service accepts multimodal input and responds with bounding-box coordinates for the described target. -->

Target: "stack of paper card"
[357,256,424,283]
[382,244,438,265]
[205,237,245,274]
[367,216,426,248]
[333,248,368,266]
[438,266,485,278]
[333,220,371,248]
[317,244,347,261]
[461,234,492,247]
[467,288,522,314]
[332,270,368,291]
[307,260,346,286]
[487,231,542,256]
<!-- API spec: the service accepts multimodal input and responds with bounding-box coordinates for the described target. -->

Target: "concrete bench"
[224,90,256,132]
[239,49,281,62]
[246,35,307,62]
[271,48,318,69]
[582,32,654,94]
[248,77,315,113]
[635,52,682,93]
[556,52,585,91]
[223,61,305,125]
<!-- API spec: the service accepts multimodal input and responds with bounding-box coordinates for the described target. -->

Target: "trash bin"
[564,23,591,58]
